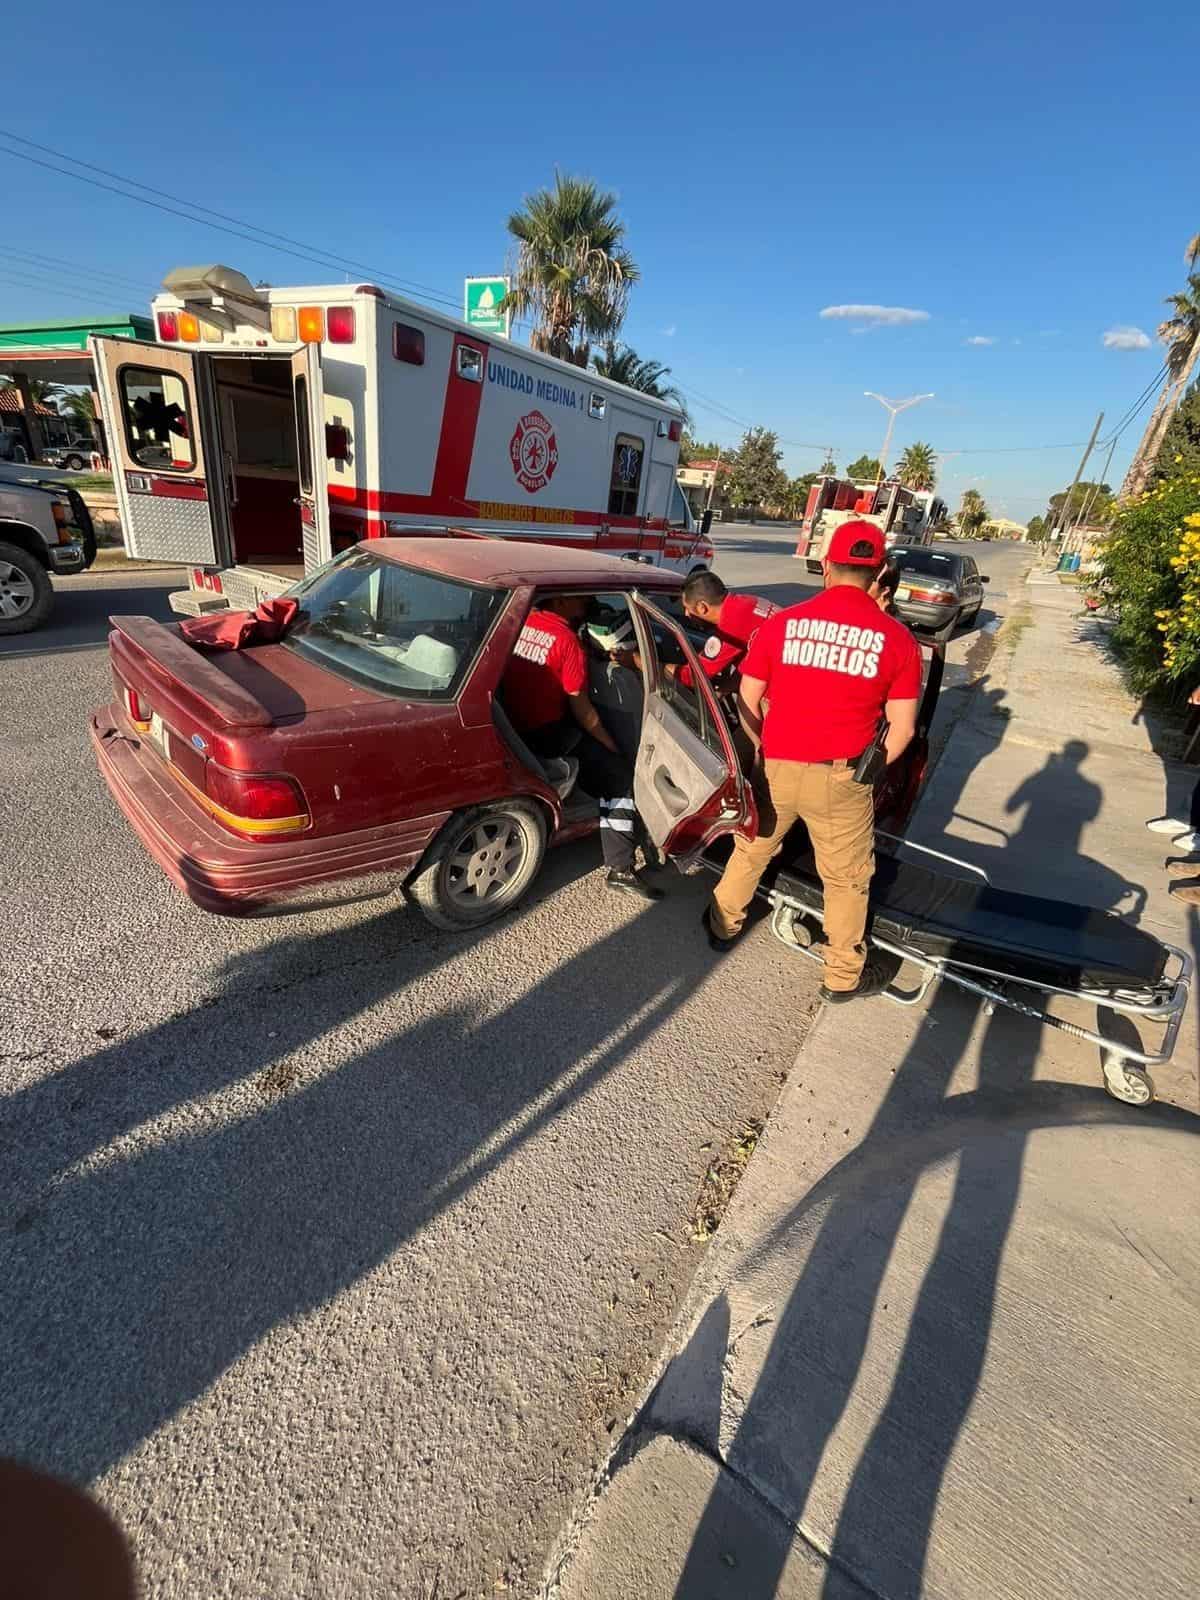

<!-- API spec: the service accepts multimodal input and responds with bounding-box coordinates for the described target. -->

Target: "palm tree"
[1122,233,1200,498]
[499,173,639,368]
[0,375,63,410]
[896,440,936,491]
[58,389,96,432]
[591,342,687,417]
[958,487,989,539]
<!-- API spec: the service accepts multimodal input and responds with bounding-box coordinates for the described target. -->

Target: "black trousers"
[526,721,640,870]
[1191,777,1200,832]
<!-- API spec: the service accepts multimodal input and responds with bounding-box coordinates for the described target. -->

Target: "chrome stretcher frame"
[757,833,1192,1108]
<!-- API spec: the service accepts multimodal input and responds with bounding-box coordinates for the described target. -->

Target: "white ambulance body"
[89,265,710,617]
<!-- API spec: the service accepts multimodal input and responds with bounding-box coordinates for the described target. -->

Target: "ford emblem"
[191,733,208,753]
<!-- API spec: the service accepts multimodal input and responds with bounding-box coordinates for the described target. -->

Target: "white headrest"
[403,633,459,683]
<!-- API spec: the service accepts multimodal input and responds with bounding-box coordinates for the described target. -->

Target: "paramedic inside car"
[703,521,921,1001]
[617,572,777,689]
[501,595,664,903]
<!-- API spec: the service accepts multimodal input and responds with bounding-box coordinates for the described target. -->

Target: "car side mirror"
[700,508,714,537]
[981,574,990,583]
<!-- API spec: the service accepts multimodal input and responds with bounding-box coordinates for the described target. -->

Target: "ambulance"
[89,265,712,617]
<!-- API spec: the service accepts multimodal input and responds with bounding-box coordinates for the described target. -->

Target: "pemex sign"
[464,277,511,338]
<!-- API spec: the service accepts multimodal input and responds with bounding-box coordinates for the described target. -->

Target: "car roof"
[366,535,685,590]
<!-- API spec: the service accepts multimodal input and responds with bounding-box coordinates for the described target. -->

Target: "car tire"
[0,541,53,635]
[65,454,85,471]
[408,800,548,931]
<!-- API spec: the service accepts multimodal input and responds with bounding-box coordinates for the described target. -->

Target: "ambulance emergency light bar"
[155,265,356,347]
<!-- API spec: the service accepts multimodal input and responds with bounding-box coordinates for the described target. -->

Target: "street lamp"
[864,391,934,486]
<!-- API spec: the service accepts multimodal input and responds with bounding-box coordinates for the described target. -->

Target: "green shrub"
[1098,470,1200,692]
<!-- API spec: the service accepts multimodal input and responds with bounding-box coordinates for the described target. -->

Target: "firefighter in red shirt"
[704,521,922,1001]
[502,594,663,902]
[674,571,778,689]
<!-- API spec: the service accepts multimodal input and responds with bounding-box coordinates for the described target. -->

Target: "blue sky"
[3,0,1197,520]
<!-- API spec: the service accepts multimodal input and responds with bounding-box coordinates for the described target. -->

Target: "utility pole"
[864,392,934,486]
[703,448,722,513]
[1064,434,1117,551]
[1051,411,1104,544]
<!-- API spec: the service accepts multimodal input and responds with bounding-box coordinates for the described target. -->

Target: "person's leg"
[1189,775,1200,834]
[797,763,876,992]
[709,759,801,938]
[575,737,638,871]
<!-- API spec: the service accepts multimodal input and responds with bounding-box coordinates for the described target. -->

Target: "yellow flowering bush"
[1100,473,1200,691]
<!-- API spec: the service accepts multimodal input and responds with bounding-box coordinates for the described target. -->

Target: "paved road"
[1,564,810,1600]
[0,539,1027,1599]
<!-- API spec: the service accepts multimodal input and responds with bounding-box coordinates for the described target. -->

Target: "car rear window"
[282,549,506,699]
[892,548,961,577]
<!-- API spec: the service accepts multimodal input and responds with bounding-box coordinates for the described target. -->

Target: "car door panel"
[629,594,756,864]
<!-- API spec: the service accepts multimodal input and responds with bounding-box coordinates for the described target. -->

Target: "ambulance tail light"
[271,306,297,343]
[191,568,224,593]
[298,307,324,343]
[203,764,309,840]
[668,419,682,441]
[327,306,355,343]
[178,312,200,343]
[157,311,179,341]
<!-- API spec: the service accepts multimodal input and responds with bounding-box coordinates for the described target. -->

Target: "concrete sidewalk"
[545,571,1200,1599]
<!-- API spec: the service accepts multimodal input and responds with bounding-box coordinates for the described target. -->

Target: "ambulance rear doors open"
[89,334,332,582]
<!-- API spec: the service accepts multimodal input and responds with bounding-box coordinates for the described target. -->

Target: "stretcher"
[746,833,1192,1107]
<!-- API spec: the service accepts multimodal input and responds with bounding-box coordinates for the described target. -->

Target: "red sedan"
[89,539,767,928]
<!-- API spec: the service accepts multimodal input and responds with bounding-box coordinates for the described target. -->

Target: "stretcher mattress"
[769,849,1169,992]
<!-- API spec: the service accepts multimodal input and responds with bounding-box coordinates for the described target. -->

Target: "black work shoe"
[606,868,664,903]
[701,906,738,953]
[820,960,889,1004]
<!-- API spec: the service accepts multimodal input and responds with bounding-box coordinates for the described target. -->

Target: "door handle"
[224,451,238,508]
[653,767,690,816]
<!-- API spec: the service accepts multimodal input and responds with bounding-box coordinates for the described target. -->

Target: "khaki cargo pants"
[710,757,875,990]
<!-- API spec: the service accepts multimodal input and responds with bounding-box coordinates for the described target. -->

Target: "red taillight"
[125,685,152,731]
[157,311,179,341]
[908,586,956,605]
[327,306,355,343]
[203,764,308,838]
[668,419,682,441]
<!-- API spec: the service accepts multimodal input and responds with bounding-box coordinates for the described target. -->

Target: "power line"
[0,245,152,296]
[1098,363,1168,447]
[0,131,464,315]
[0,269,127,311]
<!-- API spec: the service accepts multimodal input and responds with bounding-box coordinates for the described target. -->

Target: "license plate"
[148,710,169,758]
[895,585,912,601]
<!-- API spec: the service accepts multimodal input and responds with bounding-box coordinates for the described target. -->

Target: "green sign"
[464,277,510,337]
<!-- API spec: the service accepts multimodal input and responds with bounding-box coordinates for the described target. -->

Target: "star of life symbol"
[616,443,640,483]
[510,409,559,494]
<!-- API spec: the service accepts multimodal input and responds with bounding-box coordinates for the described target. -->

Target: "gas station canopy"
[0,314,153,385]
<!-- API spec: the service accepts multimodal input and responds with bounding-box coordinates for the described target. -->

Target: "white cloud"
[661,324,677,338]
[964,335,996,346]
[1103,325,1151,350]
[819,304,931,327]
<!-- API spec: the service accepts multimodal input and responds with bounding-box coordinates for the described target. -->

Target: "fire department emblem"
[509,409,558,494]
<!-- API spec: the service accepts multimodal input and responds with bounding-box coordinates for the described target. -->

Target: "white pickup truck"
[0,465,96,633]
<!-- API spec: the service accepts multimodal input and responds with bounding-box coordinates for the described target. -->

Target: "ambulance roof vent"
[160,264,264,307]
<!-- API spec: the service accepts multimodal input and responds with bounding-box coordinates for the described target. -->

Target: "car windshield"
[892,548,961,577]
[282,549,506,699]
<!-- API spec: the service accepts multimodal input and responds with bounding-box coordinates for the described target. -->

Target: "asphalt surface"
[0,538,1023,1599]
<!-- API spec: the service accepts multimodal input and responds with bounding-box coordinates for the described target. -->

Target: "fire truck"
[89,265,711,617]
[795,475,945,575]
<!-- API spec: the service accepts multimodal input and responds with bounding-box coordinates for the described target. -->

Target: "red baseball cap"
[825,519,885,567]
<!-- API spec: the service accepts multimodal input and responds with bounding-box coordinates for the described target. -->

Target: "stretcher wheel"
[771,903,813,950]
[1102,1059,1154,1107]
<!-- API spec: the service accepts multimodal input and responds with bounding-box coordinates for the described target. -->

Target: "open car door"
[629,593,756,866]
[89,334,229,566]
[290,344,333,573]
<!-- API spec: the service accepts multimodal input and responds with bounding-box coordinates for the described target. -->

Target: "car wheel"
[0,541,53,635]
[408,800,548,931]
[66,454,85,471]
